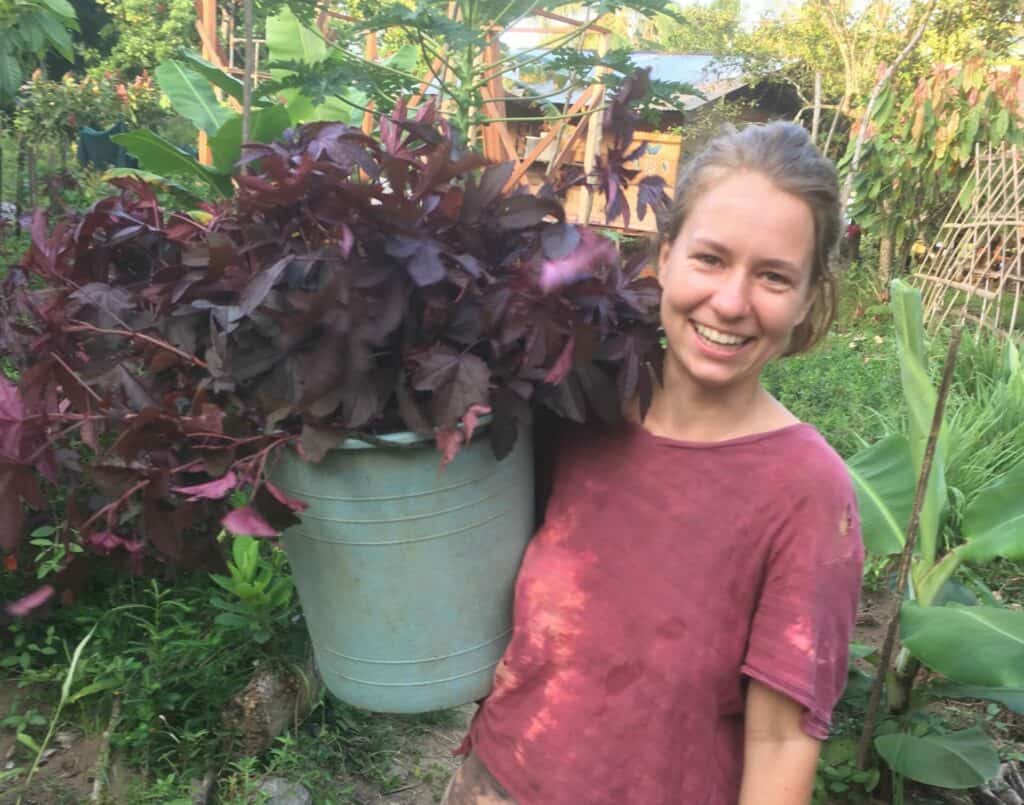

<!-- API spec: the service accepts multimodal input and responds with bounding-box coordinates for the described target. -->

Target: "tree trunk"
[27,146,37,211]
[811,72,822,144]
[14,141,24,235]
[841,0,939,207]
[879,233,893,290]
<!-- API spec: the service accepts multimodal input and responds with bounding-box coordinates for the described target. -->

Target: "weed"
[762,324,903,458]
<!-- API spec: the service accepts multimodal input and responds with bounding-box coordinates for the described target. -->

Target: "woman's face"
[657,170,816,400]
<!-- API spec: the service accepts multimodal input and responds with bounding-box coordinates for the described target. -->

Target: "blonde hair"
[659,121,841,355]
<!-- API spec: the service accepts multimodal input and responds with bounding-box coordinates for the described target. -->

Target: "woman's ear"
[657,240,673,285]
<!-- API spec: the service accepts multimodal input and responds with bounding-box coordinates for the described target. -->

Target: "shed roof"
[505,51,747,111]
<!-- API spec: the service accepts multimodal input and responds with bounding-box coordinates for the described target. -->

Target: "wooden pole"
[197,0,218,166]
[578,31,609,226]
[361,33,378,136]
[855,326,963,771]
[242,0,254,147]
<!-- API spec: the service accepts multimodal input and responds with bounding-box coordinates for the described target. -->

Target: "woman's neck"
[641,364,796,443]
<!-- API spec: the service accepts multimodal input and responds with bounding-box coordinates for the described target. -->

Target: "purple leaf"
[223,506,279,538]
[6,585,55,617]
[495,196,564,230]
[461,403,491,444]
[544,335,575,385]
[435,428,463,468]
[637,176,669,222]
[172,471,239,501]
[412,348,490,428]
[264,481,308,513]
[540,228,618,292]
[238,256,290,315]
[541,222,581,261]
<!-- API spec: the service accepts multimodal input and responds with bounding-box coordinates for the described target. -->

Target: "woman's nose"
[709,271,752,320]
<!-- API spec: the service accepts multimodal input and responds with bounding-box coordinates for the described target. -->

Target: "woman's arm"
[738,679,821,805]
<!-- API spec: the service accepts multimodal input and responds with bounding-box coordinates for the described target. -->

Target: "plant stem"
[66,321,208,370]
[16,625,97,805]
[855,324,964,770]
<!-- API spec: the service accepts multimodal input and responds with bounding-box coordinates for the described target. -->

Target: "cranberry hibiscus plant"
[0,102,663,614]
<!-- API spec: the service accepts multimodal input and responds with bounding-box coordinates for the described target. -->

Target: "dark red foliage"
[0,100,663,613]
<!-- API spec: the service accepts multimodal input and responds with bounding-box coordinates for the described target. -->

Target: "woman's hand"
[737,679,821,805]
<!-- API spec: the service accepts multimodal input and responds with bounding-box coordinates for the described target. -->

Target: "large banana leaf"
[156,60,234,135]
[901,601,1024,687]
[208,105,291,173]
[178,49,247,104]
[874,728,999,789]
[889,279,948,566]
[110,131,233,198]
[0,38,20,103]
[928,681,1024,713]
[847,434,915,556]
[266,8,327,65]
[958,459,1024,564]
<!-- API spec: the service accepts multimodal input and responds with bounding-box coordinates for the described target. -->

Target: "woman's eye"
[694,253,720,266]
[763,271,791,286]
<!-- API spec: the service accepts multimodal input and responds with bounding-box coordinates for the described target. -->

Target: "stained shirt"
[459,420,864,805]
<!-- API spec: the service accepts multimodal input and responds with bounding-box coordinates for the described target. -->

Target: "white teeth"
[694,323,749,346]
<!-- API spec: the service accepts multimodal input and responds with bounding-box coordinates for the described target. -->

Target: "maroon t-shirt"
[463,420,864,804]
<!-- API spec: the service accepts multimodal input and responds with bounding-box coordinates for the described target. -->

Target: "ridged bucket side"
[274,432,534,713]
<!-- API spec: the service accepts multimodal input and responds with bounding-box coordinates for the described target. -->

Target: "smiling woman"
[442,122,863,805]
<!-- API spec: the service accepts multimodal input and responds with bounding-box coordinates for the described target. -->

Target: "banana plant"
[845,279,1024,790]
[110,10,418,198]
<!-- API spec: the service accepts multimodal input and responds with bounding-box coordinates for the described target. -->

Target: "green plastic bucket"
[273,428,533,713]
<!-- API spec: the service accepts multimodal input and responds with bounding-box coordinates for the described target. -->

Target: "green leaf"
[0,45,21,103]
[266,8,327,66]
[847,434,915,556]
[958,173,977,214]
[68,677,121,704]
[958,460,1024,564]
[890,279,947,566]
[156,60,233,135]
[111,130,233,198]
[874,728,999,789]
[991,108,1010,142]
[16,732,41,754]
[101,168,204,206]
[32,9,73,60]
[928,681,1024,714]
[178,49,247,103]
[207,104,291,173]
[901,602,1024,687]
[36,0,77,19]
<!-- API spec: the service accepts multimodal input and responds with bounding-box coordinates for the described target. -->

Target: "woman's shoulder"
[770,423,853,489]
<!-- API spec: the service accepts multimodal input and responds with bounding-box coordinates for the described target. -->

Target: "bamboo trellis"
[193,0,613,227]
[916,143,1024,340]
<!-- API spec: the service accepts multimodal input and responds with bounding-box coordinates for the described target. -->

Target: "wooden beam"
[503,87,592,191]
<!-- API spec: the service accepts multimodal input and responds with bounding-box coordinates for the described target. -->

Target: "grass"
[763,322,903,459]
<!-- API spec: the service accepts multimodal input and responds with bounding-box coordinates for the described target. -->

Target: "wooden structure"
[916,144,1024,339]
[192,1,636,227]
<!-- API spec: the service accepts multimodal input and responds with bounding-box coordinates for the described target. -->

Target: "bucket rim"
[326,414,493,451]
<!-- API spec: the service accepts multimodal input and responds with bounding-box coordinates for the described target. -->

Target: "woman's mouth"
[691,321,755,352]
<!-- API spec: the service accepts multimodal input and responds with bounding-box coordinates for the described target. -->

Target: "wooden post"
[578,31,609,226]
[242,0,254,146]
[481,32,508,161]
[197,0,218,166]
[361,33,378,136]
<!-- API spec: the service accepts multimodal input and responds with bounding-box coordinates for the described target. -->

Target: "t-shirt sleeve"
[740,467,865,740]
